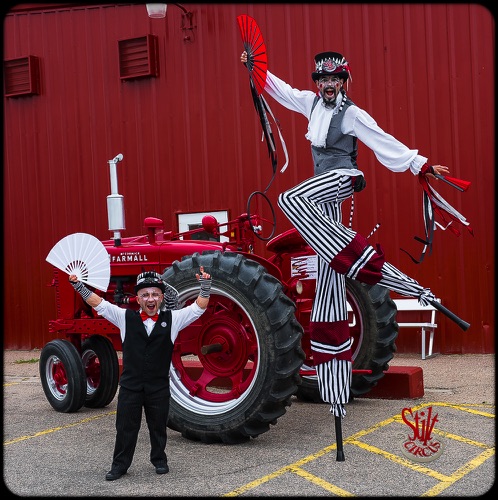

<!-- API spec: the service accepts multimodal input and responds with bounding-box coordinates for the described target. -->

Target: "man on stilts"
[240,49,471,460]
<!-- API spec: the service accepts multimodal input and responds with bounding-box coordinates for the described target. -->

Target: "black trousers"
[110,385,170,472]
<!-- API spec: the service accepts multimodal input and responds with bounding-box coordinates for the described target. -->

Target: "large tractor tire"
[161,250,305,444]
[40,339,87,413]
[296,279,398,402]
[82,335,119,408]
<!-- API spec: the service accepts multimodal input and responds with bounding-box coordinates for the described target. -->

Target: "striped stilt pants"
[277,171,435,417]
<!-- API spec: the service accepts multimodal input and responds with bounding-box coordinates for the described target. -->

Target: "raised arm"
[68,274,103,308]
[195,266,211,310]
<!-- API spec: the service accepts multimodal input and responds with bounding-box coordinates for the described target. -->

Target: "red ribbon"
[443,175,471,191]
[401,172,473,264]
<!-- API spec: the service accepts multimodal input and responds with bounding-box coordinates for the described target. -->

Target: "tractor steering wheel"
[246,191,276,241]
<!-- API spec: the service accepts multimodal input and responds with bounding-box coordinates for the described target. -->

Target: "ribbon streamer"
[401,173,473,264]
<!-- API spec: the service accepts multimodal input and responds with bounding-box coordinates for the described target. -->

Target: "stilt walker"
[238,15,471,462]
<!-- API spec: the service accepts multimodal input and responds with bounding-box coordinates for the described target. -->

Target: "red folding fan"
[237,14,268,95]
[236,14,289,189]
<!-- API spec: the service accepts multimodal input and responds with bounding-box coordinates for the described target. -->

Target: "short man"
[69,268,211,480]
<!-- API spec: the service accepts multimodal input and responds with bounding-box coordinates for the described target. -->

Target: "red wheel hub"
[83,354,101,389]
[172,297,258,402]
[52,361,68,394]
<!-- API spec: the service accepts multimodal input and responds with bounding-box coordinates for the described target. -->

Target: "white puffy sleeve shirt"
[264,70,427,175]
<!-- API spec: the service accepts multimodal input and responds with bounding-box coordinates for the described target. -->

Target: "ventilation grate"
[118,34,159,80]
[4,56,41,97]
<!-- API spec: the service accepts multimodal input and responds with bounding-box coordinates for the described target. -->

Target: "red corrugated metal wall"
[3,3,494,352]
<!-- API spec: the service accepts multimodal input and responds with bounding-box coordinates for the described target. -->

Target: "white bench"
[393,298,441,360]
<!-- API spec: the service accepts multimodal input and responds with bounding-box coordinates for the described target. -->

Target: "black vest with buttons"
[119,309,173,393]
[310,95,358,175]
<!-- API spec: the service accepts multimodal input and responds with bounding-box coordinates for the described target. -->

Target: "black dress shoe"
[105,469,126,481]
[155,464,169,474]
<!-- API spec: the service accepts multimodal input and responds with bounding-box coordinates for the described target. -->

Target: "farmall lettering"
[111,252,148,263]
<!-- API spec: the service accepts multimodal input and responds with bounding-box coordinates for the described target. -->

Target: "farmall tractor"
[41,154,398,444]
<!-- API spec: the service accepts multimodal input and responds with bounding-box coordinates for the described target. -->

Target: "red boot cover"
[309,321,352,365]
[329,233,369,275]
[355,243,385,285]
[330,234,386,285]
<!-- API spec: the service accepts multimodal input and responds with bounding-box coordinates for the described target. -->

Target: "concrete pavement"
[3,350,495,497]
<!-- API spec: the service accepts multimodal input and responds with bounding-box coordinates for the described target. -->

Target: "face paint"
[318,76,342,85]
[137,286,163,316]
[317,76,342,104]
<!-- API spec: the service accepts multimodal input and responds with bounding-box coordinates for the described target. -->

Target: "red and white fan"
[237,14,268,95]
[236,14,288,179]
[46,233,110,292]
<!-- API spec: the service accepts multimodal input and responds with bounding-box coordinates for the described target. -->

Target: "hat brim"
[312,71,349,82]
[134,282,166,294]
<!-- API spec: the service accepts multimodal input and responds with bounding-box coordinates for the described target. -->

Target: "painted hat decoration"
[312,51,351,82]
[135,271,166,294]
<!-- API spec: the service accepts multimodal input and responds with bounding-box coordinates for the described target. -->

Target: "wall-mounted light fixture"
[146,3,196,42]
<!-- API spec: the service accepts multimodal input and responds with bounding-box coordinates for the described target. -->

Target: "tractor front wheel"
[39,339,86,413]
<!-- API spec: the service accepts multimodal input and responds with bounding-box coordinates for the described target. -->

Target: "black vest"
[310,95,358,175]
[119,309,173,393]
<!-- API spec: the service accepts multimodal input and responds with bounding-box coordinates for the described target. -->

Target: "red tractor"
[41,154,398,444]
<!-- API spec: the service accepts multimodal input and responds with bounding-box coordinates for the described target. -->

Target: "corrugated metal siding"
[3,3,494,352]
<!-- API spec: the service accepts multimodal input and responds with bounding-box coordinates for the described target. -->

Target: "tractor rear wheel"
[82,335,119,408]
[296,279,398,402]
[162,250,305,444]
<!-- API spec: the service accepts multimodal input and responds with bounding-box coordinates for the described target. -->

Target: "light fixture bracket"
[146,3,196,41]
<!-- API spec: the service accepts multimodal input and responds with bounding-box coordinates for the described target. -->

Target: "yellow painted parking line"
[223,402,495,497]
[222,462,355,497]
[4,411,116,445]
[349,439,450,481]
[3,379,32,387]
[290,466,355,496]
[421,448,495,496]
[448,407,495,418]
[222,467,287,496]
[401,401,495,418]
[433,428,493,449]
[223,443,346,497]
[4,399,494,496]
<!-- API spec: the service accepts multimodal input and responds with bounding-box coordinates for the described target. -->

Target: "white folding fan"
[46,233,110,291]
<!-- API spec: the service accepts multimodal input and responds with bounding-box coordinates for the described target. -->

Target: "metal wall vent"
[4,56,41,97]
[118,34,159,80]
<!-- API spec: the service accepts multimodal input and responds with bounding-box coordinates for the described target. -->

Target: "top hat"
[135,271,166,294]
[312,51,351,82]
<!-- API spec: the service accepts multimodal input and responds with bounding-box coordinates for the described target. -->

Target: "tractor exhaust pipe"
[107,153,125,247]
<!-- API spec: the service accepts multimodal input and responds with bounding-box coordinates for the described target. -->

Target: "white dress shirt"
[94,299,205,342]
[264,70,427,176]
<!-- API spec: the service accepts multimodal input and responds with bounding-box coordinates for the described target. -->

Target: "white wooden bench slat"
[394,298,438,311]
[400,322,437,328]
[393,297,441,360]
[346,297,441,360]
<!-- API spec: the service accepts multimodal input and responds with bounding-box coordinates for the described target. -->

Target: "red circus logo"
[400,406,444,462]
